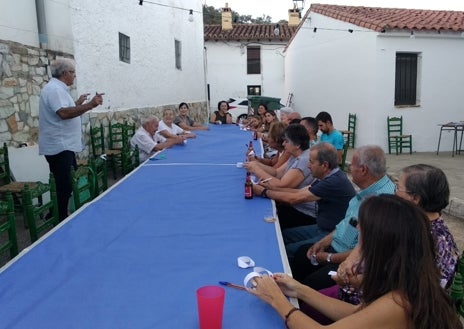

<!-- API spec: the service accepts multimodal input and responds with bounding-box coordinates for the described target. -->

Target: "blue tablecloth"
[0,125,287,328]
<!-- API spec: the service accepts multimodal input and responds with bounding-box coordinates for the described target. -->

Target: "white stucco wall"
[0,0,74,52]
[285,13,464,152]
[0,1,40,47]
[70,0,205,111]
[205,40,287,110]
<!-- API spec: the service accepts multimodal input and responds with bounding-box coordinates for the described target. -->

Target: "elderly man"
[290,145,395,290]
[39,58,103,221]
[130,115,183,162]
[279,107,301,124]
[253,142,355,250]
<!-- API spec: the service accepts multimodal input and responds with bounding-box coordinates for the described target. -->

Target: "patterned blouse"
[339,216,459,305]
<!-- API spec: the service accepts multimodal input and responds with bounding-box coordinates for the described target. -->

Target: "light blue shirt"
[38,78,83,155]
[331,175,395,252]
[320,129,344,150]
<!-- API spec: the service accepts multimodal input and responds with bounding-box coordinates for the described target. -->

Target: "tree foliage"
[203,5,282,24]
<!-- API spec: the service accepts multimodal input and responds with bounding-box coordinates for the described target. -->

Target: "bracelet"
[261,188,268,198]
[284,307,299,328]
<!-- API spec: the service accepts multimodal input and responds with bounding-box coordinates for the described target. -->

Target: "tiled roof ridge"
[310,3,464,32]
[204,23,298,41]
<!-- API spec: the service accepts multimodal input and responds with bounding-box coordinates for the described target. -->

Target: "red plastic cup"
[196,286,225,329]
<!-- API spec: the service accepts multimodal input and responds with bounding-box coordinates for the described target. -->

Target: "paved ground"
[2,150,464,267]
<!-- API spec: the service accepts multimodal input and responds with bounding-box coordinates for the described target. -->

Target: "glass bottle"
[245,172,253,199]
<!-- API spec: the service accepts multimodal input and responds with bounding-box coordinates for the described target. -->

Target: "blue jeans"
[283,225,331,261]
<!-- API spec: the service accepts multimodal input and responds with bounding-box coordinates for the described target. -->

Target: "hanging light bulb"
[410,31,415,39]
[188,9,194,22]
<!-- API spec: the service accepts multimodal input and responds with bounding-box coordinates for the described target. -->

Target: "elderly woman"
[248,195,461,329]
[245,124,317,228]
[174,102,208,131]
[157,108,196,141]
[326,164,460,310]
[251,121,290,169]
[210,100,232,124]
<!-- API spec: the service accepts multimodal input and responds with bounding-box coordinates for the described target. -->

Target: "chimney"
[221,3,233,31]
[288,7,301,26]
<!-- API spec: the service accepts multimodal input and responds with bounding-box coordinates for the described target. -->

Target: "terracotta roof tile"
[310,4,464,32]
[204,24,298,41]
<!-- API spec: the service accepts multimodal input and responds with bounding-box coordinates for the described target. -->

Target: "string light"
[137,0,201,14]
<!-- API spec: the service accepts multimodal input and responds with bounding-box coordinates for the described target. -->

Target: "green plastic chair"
[0,191,19,259]
[21,173,59,243]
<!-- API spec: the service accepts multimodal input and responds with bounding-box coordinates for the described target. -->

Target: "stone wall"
[0,39,208,160]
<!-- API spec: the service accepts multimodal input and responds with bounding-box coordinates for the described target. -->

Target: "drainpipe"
[35,0,48,48]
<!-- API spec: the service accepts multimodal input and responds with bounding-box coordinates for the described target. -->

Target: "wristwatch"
[326,253,333,263]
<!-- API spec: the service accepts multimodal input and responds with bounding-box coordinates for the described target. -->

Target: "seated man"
[315,111,344,164]
[290,145,395,291]
[130,115,183,162]
[253,142,355,247]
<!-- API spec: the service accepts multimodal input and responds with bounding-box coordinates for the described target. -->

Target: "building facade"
[284,4,464,152]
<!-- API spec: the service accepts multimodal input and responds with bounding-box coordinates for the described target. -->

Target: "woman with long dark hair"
[248,194,461,329]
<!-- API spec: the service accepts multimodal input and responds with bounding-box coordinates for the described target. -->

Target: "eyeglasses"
[394,182,410,194]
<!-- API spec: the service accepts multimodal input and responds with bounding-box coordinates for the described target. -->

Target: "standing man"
[315,111,344,164]
[39,58,103,221]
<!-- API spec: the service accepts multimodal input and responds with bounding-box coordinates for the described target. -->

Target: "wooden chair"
[90,157,108,196]
[340,143,349,172]
[21,173,59,243]
[387,116,412,155]
[89,124,119,180]
[0,191,19,259]
[121,145,139,175]
[340,113,357,149]
[70,166,96,211]
[107,122,126,179]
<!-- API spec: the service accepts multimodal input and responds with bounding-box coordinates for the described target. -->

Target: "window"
[247,46,260,74]
[247,85,261,96]
[175,39,182,70]
[395,53,419,106]
[119,33,130,63]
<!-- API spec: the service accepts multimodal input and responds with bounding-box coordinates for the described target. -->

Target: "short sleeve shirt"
[309,168,356,231]
[38,78,83,155]
[320,129,344,150]
[331,175,395,252]
[157,120,184,138]
[130,126,164,162]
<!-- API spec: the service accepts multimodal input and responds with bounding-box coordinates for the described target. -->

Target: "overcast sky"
[203,0,464,22]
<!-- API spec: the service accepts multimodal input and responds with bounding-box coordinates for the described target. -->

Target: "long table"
[0,125,289,328]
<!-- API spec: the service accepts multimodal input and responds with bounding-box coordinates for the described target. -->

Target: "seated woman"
[248,194,462,329]
[210,100,232,124]
[250,121,290,169]
[174,102,208,131]
[333,164,460,307]
[244,124,316,228]
[258,109,279,143]
[157,108,196,141]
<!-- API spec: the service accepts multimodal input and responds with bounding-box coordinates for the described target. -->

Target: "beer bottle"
[245,172,253,199]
